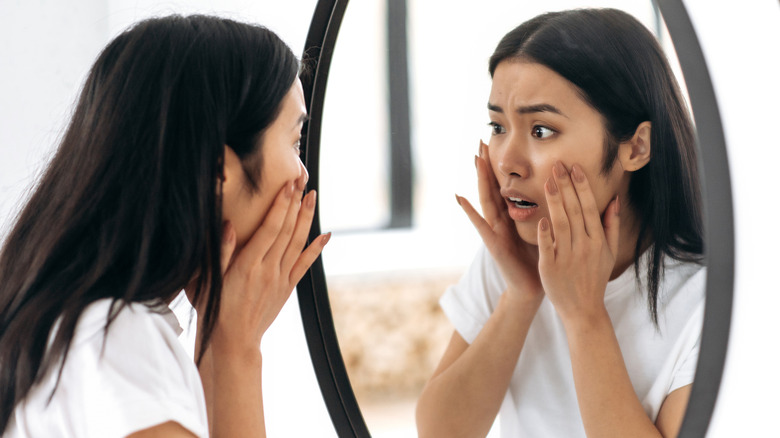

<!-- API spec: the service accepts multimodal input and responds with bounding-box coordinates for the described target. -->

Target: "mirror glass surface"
[317,1,693,436]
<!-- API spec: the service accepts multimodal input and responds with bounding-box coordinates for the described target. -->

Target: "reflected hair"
[489,8,704,324]
[0,14,299,431]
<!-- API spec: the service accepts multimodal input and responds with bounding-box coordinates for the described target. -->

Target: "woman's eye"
[488,122,506,135]
[532,125,555,139]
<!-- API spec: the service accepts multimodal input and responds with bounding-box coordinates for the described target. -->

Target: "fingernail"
[307,190,317,208]
[474,155,479,168]
[296,176,306,192]
[321,232,332,245]
[546,178,558,195]
[455,194,462,206]
[615,195,621,216]
[479,140,485,157]
[554,161,567,178]
[571,165,585,182]
[540,217,549,231]
[286,181,295,198]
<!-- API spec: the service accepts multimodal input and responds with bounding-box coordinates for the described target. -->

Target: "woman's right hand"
[456,140,543,302]
[214,175,329,358]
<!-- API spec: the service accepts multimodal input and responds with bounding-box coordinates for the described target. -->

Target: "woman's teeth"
[509,197,537,208]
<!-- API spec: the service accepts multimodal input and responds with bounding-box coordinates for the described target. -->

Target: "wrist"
[500,288,544,313]
[560,304,612,334]
[209,329,264,367]
[504,284,544,305]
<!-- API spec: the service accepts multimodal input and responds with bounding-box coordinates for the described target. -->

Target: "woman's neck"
[610,203,648,280]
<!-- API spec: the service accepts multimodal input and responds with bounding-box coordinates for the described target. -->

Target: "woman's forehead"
[488,62,595,119]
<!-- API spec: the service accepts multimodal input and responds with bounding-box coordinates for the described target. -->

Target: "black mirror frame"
[295,1,733,437]
[655,0,734,436]
[296,1,368,437]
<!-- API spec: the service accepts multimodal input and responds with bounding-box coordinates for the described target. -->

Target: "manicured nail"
[286,181,295,198]
[307,190,317,208]
[540,217,549,231]
[321,232,332,245]
[479,140,486,157]
[455,194,463,206]
[554,161,568,178]
[571,165,585,183]
[546,177,558,195]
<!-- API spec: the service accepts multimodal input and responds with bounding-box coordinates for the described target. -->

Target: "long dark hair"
[0,14,299,431]
[489,8,704,324]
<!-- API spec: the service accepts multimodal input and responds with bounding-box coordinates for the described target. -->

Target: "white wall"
[0,1,336,437]
[684,0,780,435]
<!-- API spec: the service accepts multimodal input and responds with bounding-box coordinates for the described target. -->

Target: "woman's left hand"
[537,161,621,325]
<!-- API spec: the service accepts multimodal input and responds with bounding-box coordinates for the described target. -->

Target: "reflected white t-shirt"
[6,299,208,438]
[440,245,705,437]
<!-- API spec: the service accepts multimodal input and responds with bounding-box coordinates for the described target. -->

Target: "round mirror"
[298,0,732,436]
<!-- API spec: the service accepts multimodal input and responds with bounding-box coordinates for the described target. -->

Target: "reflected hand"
[215,175,330,356]
[537,162,619,324]
[456,140,544,301]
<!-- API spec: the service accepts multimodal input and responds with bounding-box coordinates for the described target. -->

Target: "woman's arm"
[416,142,545,437]
[538,162,686,438]
[193,176,328,437]
[564,314,689,438]
[656,385,692,436]
[416,291,542,438]
[563,310,662,437]
[126,421,198,438]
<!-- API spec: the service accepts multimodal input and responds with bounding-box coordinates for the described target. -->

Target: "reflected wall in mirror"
[317,0,696,436]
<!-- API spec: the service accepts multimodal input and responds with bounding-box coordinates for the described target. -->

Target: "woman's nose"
[496,136,531,179]
[299,159,309,185]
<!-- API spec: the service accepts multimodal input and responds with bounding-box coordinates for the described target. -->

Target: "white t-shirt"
[6,299,208,438]
[440,245,705,437]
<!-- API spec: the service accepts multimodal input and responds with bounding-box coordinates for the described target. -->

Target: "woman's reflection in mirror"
[417,8,704,438]
[0,15,330,438]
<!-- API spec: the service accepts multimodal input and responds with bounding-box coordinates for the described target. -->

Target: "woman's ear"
[618,121,652,172]
[221,145,244,221]
[222,145,244,188]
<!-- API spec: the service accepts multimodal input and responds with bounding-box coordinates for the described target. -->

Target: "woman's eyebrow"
[294,113,310,130]
[487,102,568,118]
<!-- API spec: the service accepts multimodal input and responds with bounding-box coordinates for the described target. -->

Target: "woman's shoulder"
[70,298,182,347]
[8,298,207,438]
[660,256,706,298]
[651,257,707,328]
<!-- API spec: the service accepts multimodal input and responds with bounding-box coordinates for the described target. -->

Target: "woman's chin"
[514,222,540,247]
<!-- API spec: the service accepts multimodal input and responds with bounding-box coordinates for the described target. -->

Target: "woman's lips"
[505,196,539,221]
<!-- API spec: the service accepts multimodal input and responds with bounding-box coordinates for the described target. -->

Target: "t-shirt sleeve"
[668,300,704,393]
[439,245,507,344]
[77,305,208,438]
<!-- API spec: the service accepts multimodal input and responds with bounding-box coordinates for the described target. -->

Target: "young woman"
[0,15,329,437]
[417,8,704,438]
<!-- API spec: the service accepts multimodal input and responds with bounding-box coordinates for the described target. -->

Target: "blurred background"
[1,1,778,437]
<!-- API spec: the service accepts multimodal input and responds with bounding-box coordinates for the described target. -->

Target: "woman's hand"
[456,140,544,302]
[537,161,620,325]
[214,175,329,357]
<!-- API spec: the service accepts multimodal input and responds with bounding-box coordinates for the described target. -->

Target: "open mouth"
[508,197,538,209]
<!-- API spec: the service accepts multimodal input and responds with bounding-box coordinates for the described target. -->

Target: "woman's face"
[487,61,631,245]
[223,78,309,248]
